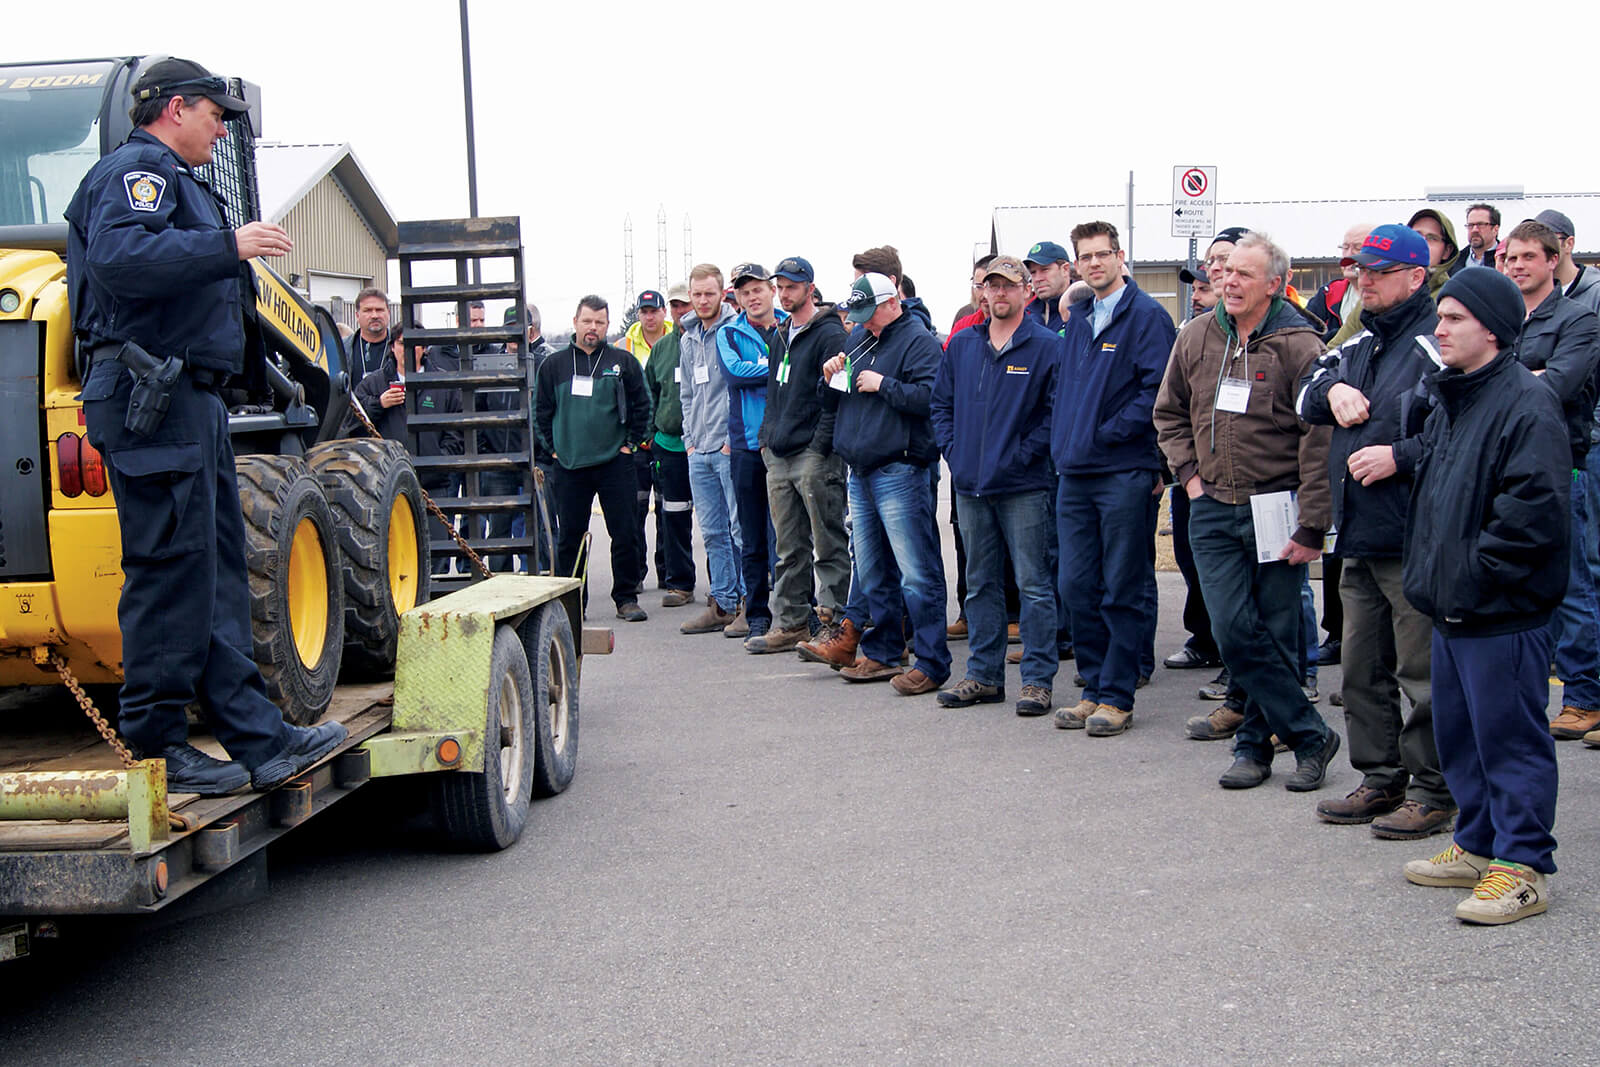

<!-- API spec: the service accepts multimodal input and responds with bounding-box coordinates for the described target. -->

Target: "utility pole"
[458,0,480,283]
[657,205,668,291]
[683,214,693,280]
[623,214,635,305]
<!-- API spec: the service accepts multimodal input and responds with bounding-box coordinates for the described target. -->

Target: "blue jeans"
[1300,570,1318,684]
[957,488,1056,689]
[1187,495,1332,764]
[688,448,744,611]
[849,462,950,682]
[1057,471,1157,709]
[1549,470,1600,710]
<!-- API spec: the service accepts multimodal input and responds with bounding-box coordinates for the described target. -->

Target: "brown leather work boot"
[797,618,860,669]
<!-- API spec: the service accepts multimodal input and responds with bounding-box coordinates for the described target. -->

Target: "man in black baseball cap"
[131,58,250,121]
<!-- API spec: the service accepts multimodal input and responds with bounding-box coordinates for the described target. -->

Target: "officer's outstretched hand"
[235,222,294,261]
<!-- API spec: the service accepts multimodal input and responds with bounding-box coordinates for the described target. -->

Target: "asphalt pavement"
[4,507,1598,1065]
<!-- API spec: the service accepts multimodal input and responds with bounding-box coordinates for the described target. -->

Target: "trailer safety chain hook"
[347,395,492,581]
[50,652,136,770]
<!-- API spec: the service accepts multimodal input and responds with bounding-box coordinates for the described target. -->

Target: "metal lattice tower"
[657,205,668,291]
[623,214,635,302]
[683,214,693,279]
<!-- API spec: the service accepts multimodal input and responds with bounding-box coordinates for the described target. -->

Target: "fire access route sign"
[1172,165,1217,239]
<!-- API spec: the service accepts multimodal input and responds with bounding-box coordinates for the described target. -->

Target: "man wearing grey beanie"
[1400,266,1571,924]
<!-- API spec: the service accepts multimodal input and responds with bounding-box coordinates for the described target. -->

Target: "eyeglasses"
[1337,243,1364,254]
[1077,250,1120,265]
[1356,264,1412,277]
[1465,221,1498,229]
[1203,254,1230,267]
[983,279,1024,291]
[1417,232,1445,244]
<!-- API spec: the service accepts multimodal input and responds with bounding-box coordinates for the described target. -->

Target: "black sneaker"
[617,602,648,623]
[156,743,250,796]
[1317,636,1342,665]
[1285,730,1341,793]
[251,721,349,791]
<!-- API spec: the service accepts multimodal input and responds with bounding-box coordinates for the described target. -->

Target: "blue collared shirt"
[1091,285,1127,337]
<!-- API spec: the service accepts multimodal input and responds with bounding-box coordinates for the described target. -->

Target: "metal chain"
[50,652,135,769]
[348,395,492,580]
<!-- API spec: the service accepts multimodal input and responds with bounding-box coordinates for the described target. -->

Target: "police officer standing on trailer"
[65,58,347,796]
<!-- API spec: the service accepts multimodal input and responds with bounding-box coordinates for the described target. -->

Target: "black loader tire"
[306,438,430,677]
[432,623,535,850]
[235,455,346,726]
[524,600,579,797]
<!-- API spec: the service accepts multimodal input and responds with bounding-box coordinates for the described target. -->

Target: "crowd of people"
[354,209,1600,928]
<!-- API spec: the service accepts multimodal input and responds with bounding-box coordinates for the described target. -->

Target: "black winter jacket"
[1298,284,1438,558]
[347,355,462,461]
[1513,288,1600,465]
[760,306,845,457]
[1402,347,1570,637]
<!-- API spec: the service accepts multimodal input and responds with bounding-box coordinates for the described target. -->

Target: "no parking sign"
[1172,166,1217,238]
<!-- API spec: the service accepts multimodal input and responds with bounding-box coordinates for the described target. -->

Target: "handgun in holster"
[117,340,184,437]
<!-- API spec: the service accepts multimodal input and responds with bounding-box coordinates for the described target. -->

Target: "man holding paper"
[1297,224,1454,839]
[1153,233,1342,791]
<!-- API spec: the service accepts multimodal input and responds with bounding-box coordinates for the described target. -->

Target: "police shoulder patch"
[123,170,167,213]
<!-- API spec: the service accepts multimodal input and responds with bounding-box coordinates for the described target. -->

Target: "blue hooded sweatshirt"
[717,307,790,451]
[1052,277,1177,475]
[932,316,1061,495]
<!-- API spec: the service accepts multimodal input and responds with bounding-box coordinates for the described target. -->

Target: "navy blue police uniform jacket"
[65,129,248,374]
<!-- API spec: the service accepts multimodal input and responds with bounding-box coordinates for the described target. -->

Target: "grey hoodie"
[678,303,737,453]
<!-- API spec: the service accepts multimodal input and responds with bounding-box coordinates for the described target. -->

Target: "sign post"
[1172,166,1217,323]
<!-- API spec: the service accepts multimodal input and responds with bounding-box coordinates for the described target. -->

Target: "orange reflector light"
[154,859,169,895]
[436,738,461,765]
[81,437,108,496]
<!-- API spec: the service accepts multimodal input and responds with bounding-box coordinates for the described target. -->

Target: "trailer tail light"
[57,433,109,498]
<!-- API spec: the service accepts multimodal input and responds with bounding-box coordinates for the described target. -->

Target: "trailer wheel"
[236,455,346,726]
[306,439,430,677]
[525,601,579,797]
[432,624,534,850]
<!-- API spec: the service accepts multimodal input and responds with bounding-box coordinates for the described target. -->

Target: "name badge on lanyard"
[572,375,594,397]
[1217,378,1251,414]
[694,362,710,385]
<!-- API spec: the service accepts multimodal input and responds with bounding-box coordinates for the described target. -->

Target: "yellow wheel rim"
[388,495,420,613]
[288,515,330,667]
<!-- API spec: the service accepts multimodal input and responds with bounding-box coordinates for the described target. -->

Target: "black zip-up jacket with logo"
[1513,287,1600,465]
[1297,283,1438,559]
[760,305,846,457]
[1402,347,1570,637]
[346,355,462,459]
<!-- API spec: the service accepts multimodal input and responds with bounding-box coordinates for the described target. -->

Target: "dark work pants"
[81,359,288,770]
[552,452,643,608]
[1187,495,1332,765]
[1321,555,1344,645]
[631,448,662,586]
[652,446,696,593]
[1338,556,1449,807]
[730,447,776,629]
[1170,488,1219,660]
[480,469,527,574]
[1433,627,1558,873]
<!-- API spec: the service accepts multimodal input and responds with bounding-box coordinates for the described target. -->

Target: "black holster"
[115,340,185,437]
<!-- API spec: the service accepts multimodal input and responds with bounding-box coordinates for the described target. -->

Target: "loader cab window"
[0,62,118,227]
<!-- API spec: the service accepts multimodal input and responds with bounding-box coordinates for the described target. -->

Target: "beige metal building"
[255,143,397,323]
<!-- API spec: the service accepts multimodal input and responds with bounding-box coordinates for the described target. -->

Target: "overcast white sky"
[6,0,1585,331]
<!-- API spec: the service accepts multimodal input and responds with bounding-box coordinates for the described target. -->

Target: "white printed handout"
[1250,490,1298,563]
